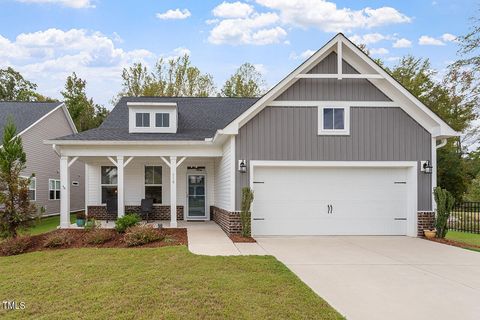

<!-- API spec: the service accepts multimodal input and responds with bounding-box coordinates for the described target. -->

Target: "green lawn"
[22,213,76,236]
[0,247,343,320]
[446,230,480,251]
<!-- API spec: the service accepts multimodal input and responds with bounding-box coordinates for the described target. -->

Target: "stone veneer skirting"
[418,211,435,236]
[211,206,242,235]
[87,205,184,221]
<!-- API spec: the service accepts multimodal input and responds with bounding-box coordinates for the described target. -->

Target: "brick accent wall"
[87,205,184,221]
[211,206,242,235]
[418,211,435,236]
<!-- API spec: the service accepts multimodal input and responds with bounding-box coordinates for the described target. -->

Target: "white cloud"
[370,47,389,55]
[205,19,219,25]
[386,56,400,62]
[350,33,389,45]
[289,49,316,60]
[418,35,445,46]
[253,63,267,75]
[212,1,255,18]
[0,28,155,105]
[156,8,191,20]
[255,0,411,32]
[16,0,94,8]
[392,38,412,48]
[162,47,192,61]
[208,12,287,45]
[441,33,457,42]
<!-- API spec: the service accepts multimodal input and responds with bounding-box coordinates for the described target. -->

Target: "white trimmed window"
[49,179,60,200]
[155,113,170,128]
[21,176,36,201]
[101,166,117,204]
[144,166,162,204]
[135,112,150,127]
[318,106,350,135]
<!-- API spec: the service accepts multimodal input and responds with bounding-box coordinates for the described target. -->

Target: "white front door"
[187,174,207,220]
[252,166,409,236]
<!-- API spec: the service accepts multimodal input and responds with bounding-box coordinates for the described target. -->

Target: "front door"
[187,174,206,219]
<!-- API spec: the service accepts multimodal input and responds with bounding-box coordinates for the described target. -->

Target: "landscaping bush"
[84,229,114,245]
[0,236,32,256]
[123,225,163,247]
[434,187,455,238]
[84,218,100,231]
[115,213,141,233]
[240,187,254,237]
[43,231,74,248]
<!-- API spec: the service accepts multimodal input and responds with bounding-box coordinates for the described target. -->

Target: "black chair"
[141,198,153,222]
[106,197,117,223]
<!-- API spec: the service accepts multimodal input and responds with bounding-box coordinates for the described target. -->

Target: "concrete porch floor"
[69,220,266,256]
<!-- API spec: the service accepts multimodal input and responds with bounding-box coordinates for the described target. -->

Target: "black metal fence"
[448,202,480,234]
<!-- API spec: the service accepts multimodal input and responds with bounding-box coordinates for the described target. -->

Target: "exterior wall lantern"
[238,160,247,173]
[421,160,433,174]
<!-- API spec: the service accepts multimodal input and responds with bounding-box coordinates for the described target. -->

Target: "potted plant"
[423,229,436,239]
[76,212,86,227]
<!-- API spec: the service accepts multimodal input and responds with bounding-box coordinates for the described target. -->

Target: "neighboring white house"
[0,101,84,216]
[47,34,458,237]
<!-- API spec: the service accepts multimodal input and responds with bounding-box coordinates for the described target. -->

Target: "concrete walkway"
[179,221,267,256]
[256,236,480,320]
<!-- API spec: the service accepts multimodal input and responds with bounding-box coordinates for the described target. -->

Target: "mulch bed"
[229,234,256,243]
[1,228,188,256]
[425,237,480,250]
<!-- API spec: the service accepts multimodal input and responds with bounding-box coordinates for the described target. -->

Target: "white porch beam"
[117,156,125,218]
[107,156,118,167]
[123,156,134,168]
[68,156,79,167]
[337,38,342,79]
[160,156,171,168]
[170,156,177,228]
[59,156,70,228]
[294,73,383,79]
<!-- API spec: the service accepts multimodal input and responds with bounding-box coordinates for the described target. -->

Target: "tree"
[0,67,56,102]
[221,63,265,98]
[61,73,109,132]
[116,55,216,102]
[455,11,480,90]
[0,119,37,238]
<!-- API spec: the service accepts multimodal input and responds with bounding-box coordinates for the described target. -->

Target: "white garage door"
[251,166,409,236]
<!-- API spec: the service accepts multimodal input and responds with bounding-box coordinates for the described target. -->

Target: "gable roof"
[54,97,258,141]
[221,33,459,139]
[0,101,64,142]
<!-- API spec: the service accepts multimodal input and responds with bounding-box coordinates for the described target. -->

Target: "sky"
[0,0,477,108]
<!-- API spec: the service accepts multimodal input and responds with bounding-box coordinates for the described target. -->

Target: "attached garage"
[250,162,418,236]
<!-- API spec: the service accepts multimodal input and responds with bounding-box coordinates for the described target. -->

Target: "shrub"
[240,187,254,237]
[0,236,32,256]
[84,218,100,231]
[84,229,114,245]
[434,187,455,238]
[115,213,141,233]
[43,231,74,248]
[123,225,163,247]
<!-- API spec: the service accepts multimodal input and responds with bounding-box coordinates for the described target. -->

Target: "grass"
[0,247,343,320]
[446,230,480,252]
[22,213,76,236]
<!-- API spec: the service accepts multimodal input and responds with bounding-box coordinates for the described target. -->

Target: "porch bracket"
[107,156,118,167]
[123,156,134,168]
[68,156,78,168]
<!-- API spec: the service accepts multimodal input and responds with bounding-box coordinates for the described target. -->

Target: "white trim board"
[249,160,419,237]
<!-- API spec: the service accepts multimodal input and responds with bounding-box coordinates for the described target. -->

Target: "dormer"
[128,102,178,133]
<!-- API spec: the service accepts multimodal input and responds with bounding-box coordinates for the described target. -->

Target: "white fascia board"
[60,103,78,134]
[127,102,177,107]
[44,139,216,146]
[222,34,343,134]
[16,102,65,138]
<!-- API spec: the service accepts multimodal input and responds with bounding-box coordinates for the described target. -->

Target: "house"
[46,34,458,236]
[0,101,84,216]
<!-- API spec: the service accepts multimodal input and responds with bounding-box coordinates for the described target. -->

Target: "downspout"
[431,138,448,212]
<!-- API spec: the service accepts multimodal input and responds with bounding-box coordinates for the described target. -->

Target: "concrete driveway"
[255,236,480,320]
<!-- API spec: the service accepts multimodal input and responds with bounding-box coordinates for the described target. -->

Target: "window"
[101,166,117,204]
[319,106,350,135]
[49,179,60,200]
[145,166,162,204]
[155,113,170,128]
[21,176,36,201]
[135,112,150,127]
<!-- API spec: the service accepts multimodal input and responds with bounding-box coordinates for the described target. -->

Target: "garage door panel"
[252,166,408,236]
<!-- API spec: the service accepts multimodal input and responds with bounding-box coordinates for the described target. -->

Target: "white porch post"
[117,156,125,218]
[60,156,70,228]
[170,156,177,227]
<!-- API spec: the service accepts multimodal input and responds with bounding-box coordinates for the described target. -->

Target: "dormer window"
[136,113,150,127]
[128,102,177,133]
[155,113,170,128]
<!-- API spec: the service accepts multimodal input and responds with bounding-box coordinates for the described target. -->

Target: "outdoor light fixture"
[421,160,433,174]
[238,160,247,173]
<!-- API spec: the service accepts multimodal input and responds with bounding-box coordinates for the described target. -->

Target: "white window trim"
[144,165,163,205]
[100,166,118,205]
[155,112,170,128]
[21,176,36,201]
[318,105,350,135]
[49,178,61,200]
[135,112,150,128]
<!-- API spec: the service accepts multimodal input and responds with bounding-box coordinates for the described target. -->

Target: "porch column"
[170,156,177,228]
[59,156,70,228]
[117,156,125,218]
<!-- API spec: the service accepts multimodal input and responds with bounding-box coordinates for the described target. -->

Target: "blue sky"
[0,0,476,107]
